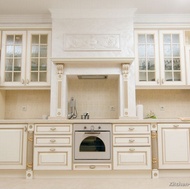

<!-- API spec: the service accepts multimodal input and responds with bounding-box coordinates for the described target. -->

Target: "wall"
[136,89,190,119]
[0,91,5,119]
[5,90,50,119]
[68,77,119,119]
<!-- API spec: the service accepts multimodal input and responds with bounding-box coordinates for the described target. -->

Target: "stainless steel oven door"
[74,131,111,160]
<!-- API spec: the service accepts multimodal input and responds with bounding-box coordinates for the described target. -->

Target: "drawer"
[34,135,72,146]
[73,164,112,170]
[113,135,151,146]
[35,124,72,134]
[113,124,150,134]
[33,147,72,170]
[113,147,151,170]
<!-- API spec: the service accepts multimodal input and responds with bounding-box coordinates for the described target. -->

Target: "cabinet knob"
[162,79,164,84]
[128,128,135,131]
[89,165,96,169]
[129,148,135,152]
[173,124,179,128]
[50,128,56,131]
[21,79,25,84]
[49,148,55,152]
[129,139,135,143]
[26,79,29,84]
[157,79,160,84]
[50,139,56,143]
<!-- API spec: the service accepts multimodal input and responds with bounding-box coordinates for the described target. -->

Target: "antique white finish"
[185,45,190,85]
[73,164,112,170]
[158,124,190,169]
[0,124,27,169]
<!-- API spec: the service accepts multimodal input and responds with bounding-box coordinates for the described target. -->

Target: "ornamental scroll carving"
[56,64,64,75]
[122,64,129,81]
[64,34,121,51]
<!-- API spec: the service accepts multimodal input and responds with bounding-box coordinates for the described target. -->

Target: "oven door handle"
[84,132,101,135]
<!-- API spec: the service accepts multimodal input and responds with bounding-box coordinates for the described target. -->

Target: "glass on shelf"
[6,35,14,45]
[6,46,14,57]
[5,72,12,82]
[139,59,146,70]
[5,59,13,71]
[147,34,154,43]
[148,72,155,81]
[31,58,38,71]
[138,44,146,57]
[40,72,47,82]
[14,59,21,71]
[138,34,146,43]
[40,45,47,57]
[32,35,39,44]
[139,72,146,81]
[31,45,39,57]
[165,72,173,81]
[148,59,155,70]
[172,34,179,43]
[15,35,22,45]
[174,72,181,81]
[31,72,38,82]
[164,44,172,56]
[40,58,47,71]
[173,58,180,70]
[40,35,48,44]
[14,45,22,57]
[13,72,21,82]
[172,44,180,56]
[164,34,171,43]
[164,59,172,70]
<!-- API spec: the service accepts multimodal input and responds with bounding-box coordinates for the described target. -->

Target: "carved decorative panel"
[64,34,121,51]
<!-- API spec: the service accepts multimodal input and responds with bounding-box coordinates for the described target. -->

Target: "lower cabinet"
[113,147,151,170]
[33,147,71,170]
[0,124,27,169]
[158,124,190,169]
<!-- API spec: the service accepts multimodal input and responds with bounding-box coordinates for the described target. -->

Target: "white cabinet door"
[185,46,190,85]
[113,147,151,170]
[158,124,190,169]
[0,125,27,169]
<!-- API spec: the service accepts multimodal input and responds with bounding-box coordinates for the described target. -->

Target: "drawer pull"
[50,148,56,152]
[50,139,56,143]
[128,128,135,131]
[50,128,56,131]
[89,165,96,169]
[173,125,179,128]
[129,148,135,152]
[129,139,135,143]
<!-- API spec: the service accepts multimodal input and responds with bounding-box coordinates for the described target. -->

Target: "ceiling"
[0,0,190,15]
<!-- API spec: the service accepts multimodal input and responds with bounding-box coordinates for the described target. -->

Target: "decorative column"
[121,63,130,118]
[56,64,64,117]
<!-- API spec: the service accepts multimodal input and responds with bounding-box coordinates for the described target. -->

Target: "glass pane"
[31,45,39,57]
[148,59,155,70]
[147,34,154,43]
[138,34,146,43]
[15,35,22,45]
[31,59,38,71]
[174,72,181,81]
[165,59,172,70]
[5,72,12,82]
[6,35,14,45]
[40,72,47,82]
[40,35,48,44]
[13,72,21,82]
[14,59,21,71]
[164,45,171,57]
[173,58,180,70]
[5,59,13,71]
[139,72,146,81]
[31,72,38,82]
[164,34,171,43]
[148,72,155,81]
[173,44,180,56]
[32,35,39,44]
[147,44,154,57]
[139,59,146,70]
[6,46,14,57]
[40,59,47,71]
[79,136,105,152]
[14,46,22,57]
[165,72,173,81]
[138,45,146,57]
[40,45,47,57]
[172,34,179,43]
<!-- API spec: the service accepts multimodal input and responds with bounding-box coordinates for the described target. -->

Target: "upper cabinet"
[185,31,190,85]
[0,30,51,87]
[135,30,185,87]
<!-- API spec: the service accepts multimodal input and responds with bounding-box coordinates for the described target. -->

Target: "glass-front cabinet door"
[160,30,185,85]
[26,31,51,86]
[135,30,159,86]
[1,31,26,86]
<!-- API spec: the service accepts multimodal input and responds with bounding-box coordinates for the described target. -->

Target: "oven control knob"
[84,126,87,129]
[98,126,101,129]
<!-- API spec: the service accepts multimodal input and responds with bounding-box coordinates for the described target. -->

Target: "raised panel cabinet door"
[158,127,190,169]
[0,125,27,169]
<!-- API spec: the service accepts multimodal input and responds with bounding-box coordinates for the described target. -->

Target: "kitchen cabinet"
[0,30,51,87]
[33,124,72,170]
[113,124,151,170]
[135,30,185,87]
[158,124,190,169]
[0,124,27,169]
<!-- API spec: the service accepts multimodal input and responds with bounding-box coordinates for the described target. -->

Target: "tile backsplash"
[136,89,190,119]
[67,77,119,119]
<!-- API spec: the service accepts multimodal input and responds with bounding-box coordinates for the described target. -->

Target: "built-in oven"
[73,123,112,162]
